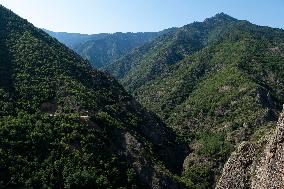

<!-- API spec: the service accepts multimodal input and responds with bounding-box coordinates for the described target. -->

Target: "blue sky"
[0,0,283,34]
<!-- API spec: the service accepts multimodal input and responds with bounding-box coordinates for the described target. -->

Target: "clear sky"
[0,0,283,34]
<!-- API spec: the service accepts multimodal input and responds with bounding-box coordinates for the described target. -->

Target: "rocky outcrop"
[216,141,255,189]
[216,105,284,189]
[252,105,284,189]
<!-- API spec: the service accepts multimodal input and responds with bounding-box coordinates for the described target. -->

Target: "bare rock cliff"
[216,105,284,189]
[252,105,284,189]
[215,141,255,189]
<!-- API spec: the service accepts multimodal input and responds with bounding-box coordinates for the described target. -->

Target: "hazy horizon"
[0,0,283,34]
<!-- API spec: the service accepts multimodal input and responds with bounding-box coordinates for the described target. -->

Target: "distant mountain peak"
[0,4,9,14]
[215,12,232,18]
[205,12,237,23]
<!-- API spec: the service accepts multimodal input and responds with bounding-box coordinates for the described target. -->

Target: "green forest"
[0,4,283,189]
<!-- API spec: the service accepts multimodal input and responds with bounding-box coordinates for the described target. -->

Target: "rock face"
[216,142,255,189]
[252,105,284,189]
[216,105,284,189]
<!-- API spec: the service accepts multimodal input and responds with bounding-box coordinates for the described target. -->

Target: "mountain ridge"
[105,13,284,188]
[1,6,284,188]
[46,28,176,68]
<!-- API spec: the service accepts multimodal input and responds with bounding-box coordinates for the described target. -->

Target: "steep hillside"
[0,5,188,188]
[106,13,284,188]
[217,105,284,189]
[47,29,174,68]
[106,13,239,90]
[75,32,162,68]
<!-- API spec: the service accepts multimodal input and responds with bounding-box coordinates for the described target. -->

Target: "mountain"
[0,5,188,188]
[43,29,109,49]
[75,32,163,68]
[105,13,284,187]
[2,6,284,188]
[47,29,176,68]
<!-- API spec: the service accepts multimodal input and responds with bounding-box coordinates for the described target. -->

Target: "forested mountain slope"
[0,5,188,188]
[47,29,174,68]
[75,32,163,68]
[106,13,284,188]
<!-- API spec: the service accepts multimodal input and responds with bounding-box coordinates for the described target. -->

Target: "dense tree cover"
[106,13,284,188]
[105,13,239,90]
[2,7,284,188]
[0,5,188,188]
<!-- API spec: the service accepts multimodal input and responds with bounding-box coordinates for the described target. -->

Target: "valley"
[0,3,283,189]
